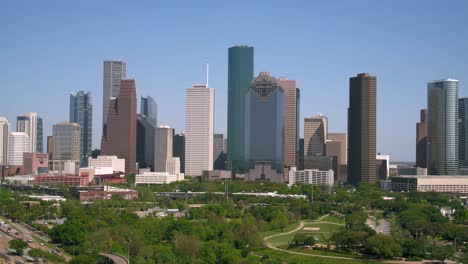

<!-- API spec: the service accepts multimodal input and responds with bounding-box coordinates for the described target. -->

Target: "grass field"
[252,248,378,264]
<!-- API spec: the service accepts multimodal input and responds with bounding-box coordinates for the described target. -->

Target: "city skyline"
[2,1,468,162]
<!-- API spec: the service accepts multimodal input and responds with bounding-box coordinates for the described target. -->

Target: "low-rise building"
[288,167,334,187]
[88,155,125,173]
[73,185,138,201]
[135,171,184,185]
[391,175,468,193]
[23,153,49,174]
[202,170,231,181]
[34,174,89,187]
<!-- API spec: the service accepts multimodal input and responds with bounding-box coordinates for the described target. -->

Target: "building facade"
[391,175,468,194]
[416,109,428,168]
[8,132,30,166]
[137,96,157,169]
[155,126,174,172]
[0,117,10,165]
[23,153,49,174]
[459,98,468,168]
[348,73,377,184]
[326,133,347,182]
[17,112,42,153]
[70,91,93,167]
[278,78,300,168]
[101,79,137,174]
[245,72,284,174]
[304,115,328,156]
[51,122,81,173]
[227,45,254,174]
[103,60,126,135]
[135,171,183,185]
[213,133,226,170]
[88,155,125,173]
[173,132,185,173]
[427,79,459,175]
[185,85,214,176]
[288,167,334,187]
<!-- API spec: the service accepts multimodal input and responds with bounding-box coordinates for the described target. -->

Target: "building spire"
[206,59,209,87]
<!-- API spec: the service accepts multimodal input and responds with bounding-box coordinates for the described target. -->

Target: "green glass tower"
[227,45,254,174]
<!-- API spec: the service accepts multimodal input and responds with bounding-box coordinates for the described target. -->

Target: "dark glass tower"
[37,117,43,153]
[101,79,137,174]
[137,96,157,169]
[173,132,185,173]
[416,109,428,168]
[70,91,93,167]
[245,72,284,173]
[427,79,459,175]
[347,73,377,184]
[459,98,468,168]
[227,45,254,174]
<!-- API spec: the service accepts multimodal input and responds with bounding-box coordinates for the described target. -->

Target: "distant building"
[103,60,126,135]
[459,98,468,168]
[155,126,174,172]
[137,96,157,169]
[17,112,42,153]
[173,132,185,173]
[166,157,181,176]
[391,175,468,193]
[0,117,10,165]
[245,72,284,175]
[304,155,337,175]
[376,154,389,180]
[326,133,347,182]
[278,78,300,168]
[348,73,377,184]
[416,109,428,168]
[70,91,93,167]
[101,79,137,175]
[33,174,89,187]
[245,161,283,182]
[185,84,214,176]
[46,136,53,160]
[288,167,334,187]
[8,132,30,165]
[428,79,459,175]
[23,153,48,174]
[71,186,137,201]
[50,122,81,173]
[88,155,125,173]
[213,133,226,170]
[227,45,254,174]
[202,170,232,181]
[304,115,328,156]
[135,171,184,185]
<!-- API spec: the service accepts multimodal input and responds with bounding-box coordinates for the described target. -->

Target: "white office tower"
[166,157,184,181]
[185,84,214,176]
[0,117,10,165]
[8,132,30,165]
[288,167,334,187]
[16,112,39,153]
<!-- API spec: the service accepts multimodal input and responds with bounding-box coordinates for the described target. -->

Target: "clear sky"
[1,0,467,161]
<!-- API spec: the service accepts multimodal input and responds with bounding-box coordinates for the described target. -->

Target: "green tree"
[365,234,402,258]
[402,238,426,259]
[9,238,28,255]
[430,245,455,263]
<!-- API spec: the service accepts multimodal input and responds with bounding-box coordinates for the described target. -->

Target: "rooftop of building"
[395,175,468,179]
[429,78,459,83]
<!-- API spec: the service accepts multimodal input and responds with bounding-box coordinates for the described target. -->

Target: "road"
[0,216,71,262]
[99,252,129,264]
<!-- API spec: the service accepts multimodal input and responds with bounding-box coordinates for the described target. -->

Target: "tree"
[271,211,289,231]
[430,245,455,263]
[365,234,402,258]
[403,238,426,259]
[9,238,28,255]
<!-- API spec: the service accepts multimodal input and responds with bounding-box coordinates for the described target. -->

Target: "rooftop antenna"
[206,59,209,87]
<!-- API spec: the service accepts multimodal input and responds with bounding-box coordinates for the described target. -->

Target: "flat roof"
[395,175,468,179]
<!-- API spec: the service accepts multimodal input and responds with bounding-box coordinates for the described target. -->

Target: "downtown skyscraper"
[347,73,377,184]
[304,114,328,157]
[427,79,459,175]
[185,84,214,176]
[227,46,254,174]
[17,112,42,153]
[459,98,468,168]
[70,91,93,167]
[0,117,10,165]
[101,79,137,174]
[137,96,157,169]
[416,109,428,168]
[278,78,300,168]
[103,60,126,136]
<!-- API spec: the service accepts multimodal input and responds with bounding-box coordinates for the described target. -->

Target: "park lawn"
[265,222,343,247]
[253,248,378,264]
[319,215,345,224]
[260,221,301,237]
[281,246,368,259]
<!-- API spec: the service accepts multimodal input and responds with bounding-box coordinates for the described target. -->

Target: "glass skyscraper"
[245,72,284,173]
[227,45,254,174]
[137,96,157,169]
[103,60,126,137]
[427,79,459,175]
[70,91,93,167]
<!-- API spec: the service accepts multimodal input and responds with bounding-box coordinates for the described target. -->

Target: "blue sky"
[1,0,467,161]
